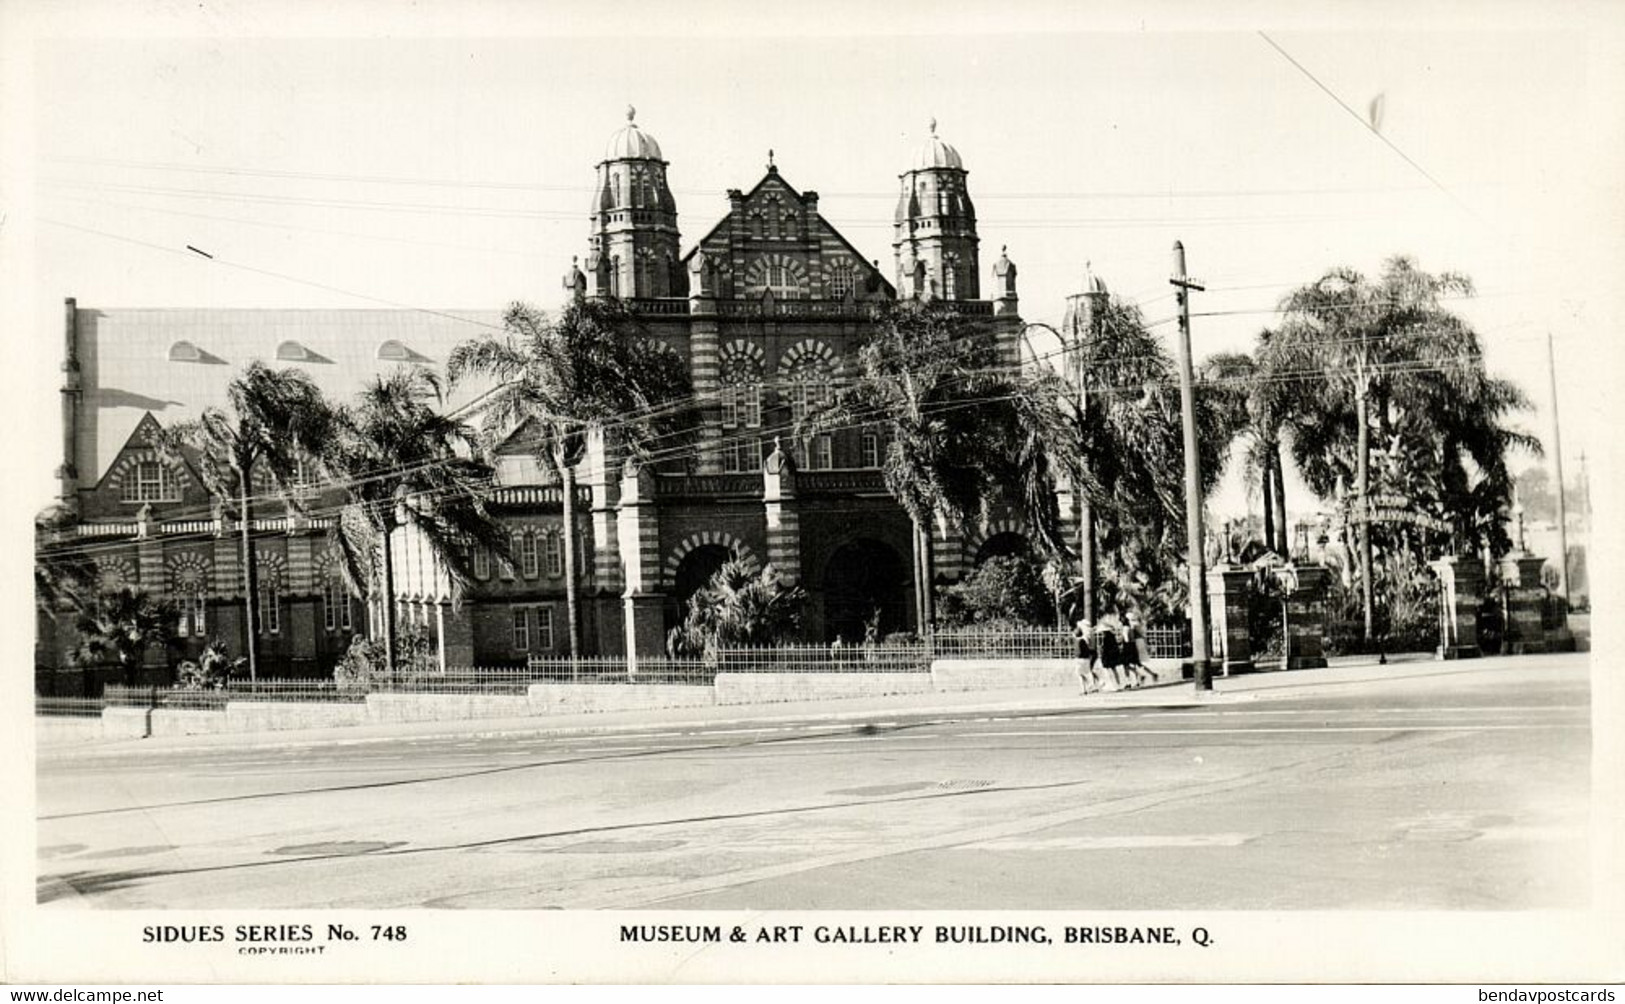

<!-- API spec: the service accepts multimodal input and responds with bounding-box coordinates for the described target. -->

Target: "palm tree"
[1270,256,1539,640]
[1049,296,1232,623]
[804,300,1075,633]
[71,585,179,686]
[323,367,505,677]
[155,361,332,681]
[35,507,94,620]
[447,298,691,659]
[1202,340,1294,556]
[667,558,806,663]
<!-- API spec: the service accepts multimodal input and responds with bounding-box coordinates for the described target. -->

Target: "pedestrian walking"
[1121,609,1156,688]
[1073,617,1100,694]
[1095,616,1125,691]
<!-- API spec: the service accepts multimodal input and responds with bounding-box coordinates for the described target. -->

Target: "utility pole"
[1171,241,1212,690]
[1548,332,1569,604]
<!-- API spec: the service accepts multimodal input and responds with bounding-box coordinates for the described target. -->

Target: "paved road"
[37,658,1591,910]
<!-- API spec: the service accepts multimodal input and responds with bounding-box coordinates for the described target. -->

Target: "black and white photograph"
[5,0,1623,987]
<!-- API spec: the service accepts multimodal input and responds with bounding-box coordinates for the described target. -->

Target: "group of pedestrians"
[1073,609,1156,693]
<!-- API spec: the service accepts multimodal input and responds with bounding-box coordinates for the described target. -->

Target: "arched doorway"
[823,538,909,643]
[673,544,734,615]
[975,531,1031,566]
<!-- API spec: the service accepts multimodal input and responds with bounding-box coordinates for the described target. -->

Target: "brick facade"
[37,117,1035,685]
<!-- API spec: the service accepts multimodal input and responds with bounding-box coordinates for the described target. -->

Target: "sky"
[5,0,1623,528]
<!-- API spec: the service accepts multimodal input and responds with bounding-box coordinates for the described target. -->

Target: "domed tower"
[587,106,685,299]
[892,119,980,301]
[1061,263,1109,382]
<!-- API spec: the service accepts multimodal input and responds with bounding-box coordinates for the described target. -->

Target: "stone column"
[1429,555,1483,660]
[615,464,666,674]
[690,294,724,475]
[1499,552,1549,655]
[762,445,801,585]
[1206,564,1255,675]
[1283,564,1331,670]
[582,428,624,592]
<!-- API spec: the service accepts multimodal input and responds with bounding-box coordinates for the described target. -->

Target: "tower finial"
[626,104,636,123]
[929,116,937,137]
[767,148,775,169]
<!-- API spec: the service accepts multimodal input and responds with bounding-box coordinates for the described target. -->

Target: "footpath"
[35,651,1589,759]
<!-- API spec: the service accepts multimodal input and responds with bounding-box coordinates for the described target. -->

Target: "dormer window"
[377,340,412,361]
[167,340,203,362]
[277,340,313,362]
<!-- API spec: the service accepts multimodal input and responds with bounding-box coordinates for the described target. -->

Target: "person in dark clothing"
[1095,620,1124,691]
[1121,609,1156,688]
[1073,617,1101,693]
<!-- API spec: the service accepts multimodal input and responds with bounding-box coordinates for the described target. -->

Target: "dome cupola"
[912,117,963,170]
[604,105,664,162]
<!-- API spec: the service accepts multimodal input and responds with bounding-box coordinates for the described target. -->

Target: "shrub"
[176,641,245,690]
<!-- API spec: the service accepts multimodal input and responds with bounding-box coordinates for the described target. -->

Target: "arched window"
[169,555,209,638]
[259,581,280,635]
[827,258,855,299]
[520,531,540,579]
[719,341,765,473]
[943,254,959,299]
[121,457,180,503]
[545,532,563,578]
[322,576,353,632]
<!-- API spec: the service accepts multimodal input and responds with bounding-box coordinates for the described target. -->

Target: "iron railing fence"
[1143,625,1192,660]
[930,628,1075,660]
[711,643,931,674]
[35,696,106,718]
[524,657,713,686]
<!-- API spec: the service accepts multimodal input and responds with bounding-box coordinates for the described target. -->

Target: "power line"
[47,154,1445,202]
[1256,31,1480,221]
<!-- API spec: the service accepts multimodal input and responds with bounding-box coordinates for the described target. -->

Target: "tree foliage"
[1266,256,1538,559]
[70,585,178,684]
[667,559,806,662]
[805,302,1074,552]
[448,298,693,656]
[324,367,505,605]
[1062,296,1234,621]
[936,554,1054,628]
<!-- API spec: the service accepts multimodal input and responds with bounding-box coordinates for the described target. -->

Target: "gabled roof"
[680,168,897,298]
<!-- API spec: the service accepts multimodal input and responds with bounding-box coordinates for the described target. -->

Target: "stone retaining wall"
[714,671,933,706]
[364,693,533,724]
[224,701,369,732]
[931,658,1081,692]
[149,708,233,737]
[527,684,716,715]
[35,716,109,746]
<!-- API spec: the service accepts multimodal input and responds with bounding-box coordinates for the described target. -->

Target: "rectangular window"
[811,434,833,471]
[473,545,490,581]
[545,533,564,577]
[720,386,738,430]
[512,607,530,651]
[521,533,540,578]
[535,607,555,652]
[743,385,762,428]
[861,432,880,469]
[724,437,760,474]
